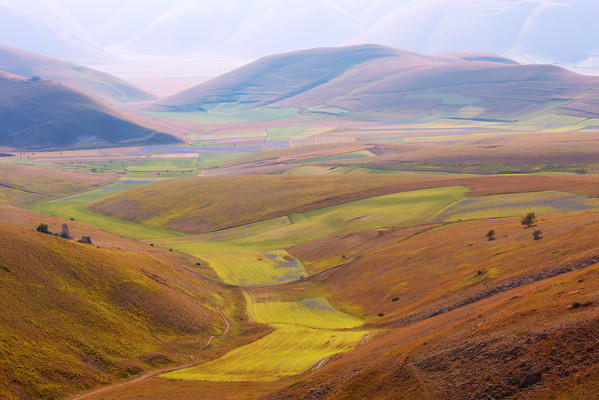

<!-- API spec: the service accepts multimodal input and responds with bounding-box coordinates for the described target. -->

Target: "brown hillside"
[256,212,599,399]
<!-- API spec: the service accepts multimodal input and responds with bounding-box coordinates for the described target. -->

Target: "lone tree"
[521,212,537,228]
[533,230,543,240]
[486,229,496,241]
[36,223,49,234]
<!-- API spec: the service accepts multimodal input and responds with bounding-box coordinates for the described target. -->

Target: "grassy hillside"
[0,71,180,150]
[33,182,183,240]
[152,45,599,121]
[0,44,156,103]
[0,162,113,206]
[87,172,599,235]
[258,212,599,399]
[0,221,236,400]
[86,174,457,234]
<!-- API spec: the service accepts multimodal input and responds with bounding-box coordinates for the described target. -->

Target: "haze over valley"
[2,1,599,400]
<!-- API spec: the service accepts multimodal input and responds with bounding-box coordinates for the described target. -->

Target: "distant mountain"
[349,0,599,73]
[0,0,111,63]
[3,1,598,76]
[0,71,180,150]
[47,0,599,74]
[153,45,599,120]
[0,45,156,103]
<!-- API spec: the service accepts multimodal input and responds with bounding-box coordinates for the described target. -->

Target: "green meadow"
[245,293,363,329]
[157,242,307,286]
[32,183,182,240]
[162,293,367,382]
[162,325,367,382]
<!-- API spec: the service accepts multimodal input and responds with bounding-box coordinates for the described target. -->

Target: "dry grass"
[0,221,238,400]
[88,172,599,235]
[0,162,113,206]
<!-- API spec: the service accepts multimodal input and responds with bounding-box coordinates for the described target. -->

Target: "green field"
[162,293,367,382]
[157,242,307,286]
[162,325,366,381]
[154,186,468,286]
[432,191,599,222]
[245,294,363,329]
[216,186,468,249]
[144,107,300,125]
[33,183,182,240]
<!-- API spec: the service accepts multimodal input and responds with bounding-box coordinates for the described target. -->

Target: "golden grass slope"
[0,221,234,400]
[0,162,113,206]
[163,294,366,382]
[86,174,453,234]
[87,173,599,235]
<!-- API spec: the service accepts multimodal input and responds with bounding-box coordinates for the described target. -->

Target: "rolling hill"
[0,44,156,103]
[0,220,238,400]
[153,45,599,120]
[259,212,599,399]
[87,172,599,235]
[0,71,180,150]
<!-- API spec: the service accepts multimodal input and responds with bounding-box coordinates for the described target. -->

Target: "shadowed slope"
[0,45,156,103]
[0,71,180,150]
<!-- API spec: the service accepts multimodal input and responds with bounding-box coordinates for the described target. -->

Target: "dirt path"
[69,309,230,400]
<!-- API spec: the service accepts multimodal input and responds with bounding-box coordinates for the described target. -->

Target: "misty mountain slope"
[0,71,180,150]
[0,45,156,103]
[115,0,367,56]
[154,45,599,119]
[350,0,599,72]
[152,45,403,111]
[0,0,111,63]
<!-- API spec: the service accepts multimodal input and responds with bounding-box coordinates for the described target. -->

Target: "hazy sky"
[1,0,598,92]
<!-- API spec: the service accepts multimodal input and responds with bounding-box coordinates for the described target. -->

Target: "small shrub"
[521,212,537,228]
[150,243,154,247]
[533,230,543,240]
[571,302,581,309]
[36,223,49,234]
[378,312,384,317]
[169,248,173,252]
[486,229,496,241]
[195,262,201,266]
[391,297,399,302]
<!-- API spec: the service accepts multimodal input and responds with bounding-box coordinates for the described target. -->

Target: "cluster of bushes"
[36,223,92,244]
